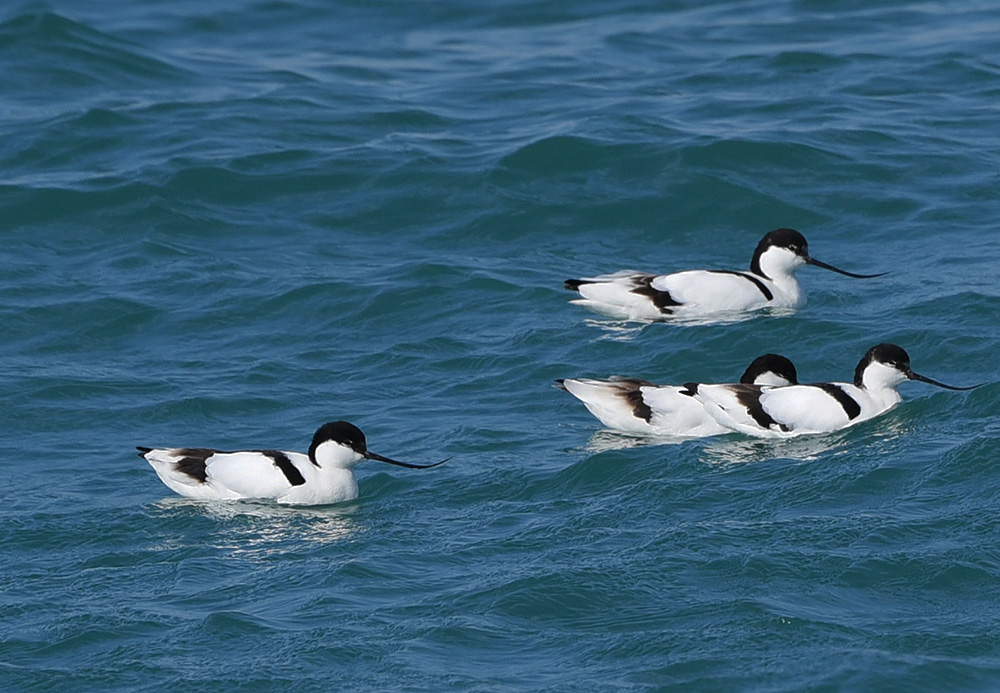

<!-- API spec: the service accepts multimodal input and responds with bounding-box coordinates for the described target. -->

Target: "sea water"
[2,1,1000,690]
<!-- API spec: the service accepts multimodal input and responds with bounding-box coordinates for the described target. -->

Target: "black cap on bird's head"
[758,228,808,255]
[740,353,799,386]
[309,421,448,469]
[751,228,886,280]
[854,343,981,391]
[310,421,368,459]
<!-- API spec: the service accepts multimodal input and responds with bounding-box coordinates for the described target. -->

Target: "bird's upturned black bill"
[365,451,449,469]
[909,371,982,391]
[807,257,887,279]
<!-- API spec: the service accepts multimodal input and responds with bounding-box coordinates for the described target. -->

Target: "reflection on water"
[151,497,362,557]
[584,319,647,341]
[701,433,852,466]
[700,417,911,466]
[570,410,913,461]
[583,307,796,336]
[581,429,693,453]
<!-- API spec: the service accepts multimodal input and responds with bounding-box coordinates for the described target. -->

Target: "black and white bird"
[556,354,798,437]
[684,343,979,437]
[138,421,446,505]
[564,228,885,322]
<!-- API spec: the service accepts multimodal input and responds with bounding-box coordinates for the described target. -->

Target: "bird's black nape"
[854,343,982,390]
[854,343,910,386]
[751,228,807,276]
[309,421,368,463]
[309,421,449,469]
[751,228,886,279]
[740,353,798,385]
[761,228,808,252]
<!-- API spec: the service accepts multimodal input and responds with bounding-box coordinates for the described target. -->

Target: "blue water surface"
[2,0,1000,690]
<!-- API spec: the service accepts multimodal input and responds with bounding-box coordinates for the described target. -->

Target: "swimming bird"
[564,228,885,322]
[684,343,979,438]
[138,421,446,505]
[556,353,798,437]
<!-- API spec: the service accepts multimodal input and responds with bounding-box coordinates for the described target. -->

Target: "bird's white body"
[558,354,798,438]
[689,344,973,438]
[693,380,901,438]
[565,229,880,322]
[139,421,444,506]
[559,378,731,437]
[142,445,362,505]
[570,264,803,322]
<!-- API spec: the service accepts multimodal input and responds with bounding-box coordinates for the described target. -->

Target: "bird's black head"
[751,228,808,276]
[854,343,981,391]
[740,353,799,386]
[309,421,367,463]
[854,343,911,386]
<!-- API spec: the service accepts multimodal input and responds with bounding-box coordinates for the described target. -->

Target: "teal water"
[2,0,1000,690]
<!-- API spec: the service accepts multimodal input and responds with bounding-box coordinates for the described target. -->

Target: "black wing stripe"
[259,450,307,486]
[174,448,216,484]
[629,275,681,314]
[734,386,789,432]
[617,381,654,423]
[708,270,774,301]
[813,384,862,420]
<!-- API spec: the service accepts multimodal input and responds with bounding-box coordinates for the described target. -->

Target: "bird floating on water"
[556,353,798,437]
[684,343,980,437]
[139,421,446,505]
[564,228,885,322]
